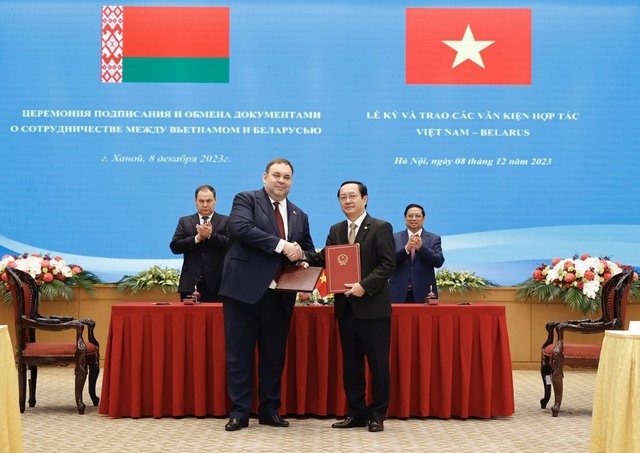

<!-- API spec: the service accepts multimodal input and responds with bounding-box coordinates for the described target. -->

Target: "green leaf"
[115,266,181,294]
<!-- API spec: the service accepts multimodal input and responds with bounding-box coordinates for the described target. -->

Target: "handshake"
[282,241,305,262]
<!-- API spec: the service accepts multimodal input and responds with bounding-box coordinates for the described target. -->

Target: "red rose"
[581,253,591,260]
[564,273,576,283]
[576,281,584,290]
[584,270,595,281]
[299,293,310,301]
[0,272,7,282]
[532,269,543,281]
[602,272,612,281]
[551,258,562,266]
[6,262,16,268]
[564,261,573,270]
[71,266,82,274]
[41,259,51,270]
[42,272,54,283]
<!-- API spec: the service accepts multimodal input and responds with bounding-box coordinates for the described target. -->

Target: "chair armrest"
[35,317,64,324]
[566,318,593,324]
[76,318,99,348]
[542,321,560,349]
[49,315,75,322]
[555,321,613,339]
[22,317,85,334]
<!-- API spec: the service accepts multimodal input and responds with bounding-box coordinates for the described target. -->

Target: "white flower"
[543,256,624,300]
[545,264,561,283]
[1,254,76,282]
[583,280,600,299]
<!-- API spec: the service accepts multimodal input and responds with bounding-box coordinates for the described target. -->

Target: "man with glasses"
[304,181,395,432]
[389,204,445,303]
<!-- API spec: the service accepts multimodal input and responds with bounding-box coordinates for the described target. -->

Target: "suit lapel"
[209,212,222,232]
[339,221,349,244]
[190,214,200,233]
[355,215,372,243]
[286,202,298,241]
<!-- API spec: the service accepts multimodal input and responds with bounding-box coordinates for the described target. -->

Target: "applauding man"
[170,185,228,302]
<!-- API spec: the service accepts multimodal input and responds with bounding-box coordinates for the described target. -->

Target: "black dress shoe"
[368,420,384,432]
[224,417,248,431]
[331,417,368,428]
[258,414,289,427]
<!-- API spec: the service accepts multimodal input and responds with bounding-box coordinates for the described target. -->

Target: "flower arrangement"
[293,268,495,305]
[296,288,335,306]
[0,253,101,303]
[516,253,639,315]
[116,265,180,294]
[435,268,497,293]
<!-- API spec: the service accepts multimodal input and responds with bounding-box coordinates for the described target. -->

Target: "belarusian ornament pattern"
[101,6,124,83]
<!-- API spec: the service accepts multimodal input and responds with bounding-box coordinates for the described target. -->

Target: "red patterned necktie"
[274,202,286,239]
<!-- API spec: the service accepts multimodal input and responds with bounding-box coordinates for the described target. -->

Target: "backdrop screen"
[1,0,638,284]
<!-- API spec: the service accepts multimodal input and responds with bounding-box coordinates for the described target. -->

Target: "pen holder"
[425,288,438,305]
[183,296,196,305]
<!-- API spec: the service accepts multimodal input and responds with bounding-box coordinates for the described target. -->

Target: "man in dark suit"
[170,185,229,302]
[389,204,445,303]
[305,181,395,432]
[219,158,315,432]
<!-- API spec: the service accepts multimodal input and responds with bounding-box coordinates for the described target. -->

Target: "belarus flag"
[101,6,229,83]
[406,8,531,85]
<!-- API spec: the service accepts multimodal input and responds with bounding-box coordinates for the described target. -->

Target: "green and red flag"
[101,6,229,83]
[406,8,531,85]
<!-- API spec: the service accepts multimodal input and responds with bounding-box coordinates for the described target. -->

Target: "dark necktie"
[273,202,286,239]
[201,216,209,224]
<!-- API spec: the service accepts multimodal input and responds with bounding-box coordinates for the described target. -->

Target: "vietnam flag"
[101,6,229,83]
[315,269,329,298]
[406,8,531,85]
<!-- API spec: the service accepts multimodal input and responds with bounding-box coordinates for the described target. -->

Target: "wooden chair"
[5,267,100,414]
[540,270,634,416]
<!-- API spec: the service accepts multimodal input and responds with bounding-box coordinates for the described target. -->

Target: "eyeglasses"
[339,194,360,202]
[406,214,423,219]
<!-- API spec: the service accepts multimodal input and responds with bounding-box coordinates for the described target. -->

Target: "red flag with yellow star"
[315,269,329,297]
[406,8,531,85]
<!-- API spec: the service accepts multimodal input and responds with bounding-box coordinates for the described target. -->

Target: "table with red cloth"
[99,303,514,419]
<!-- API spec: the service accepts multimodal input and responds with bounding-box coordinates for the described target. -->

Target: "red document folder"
[325,243,361,293]
[275,265,323,292]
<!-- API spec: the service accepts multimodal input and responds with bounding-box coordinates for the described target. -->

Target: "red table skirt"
[99,303,514,419]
